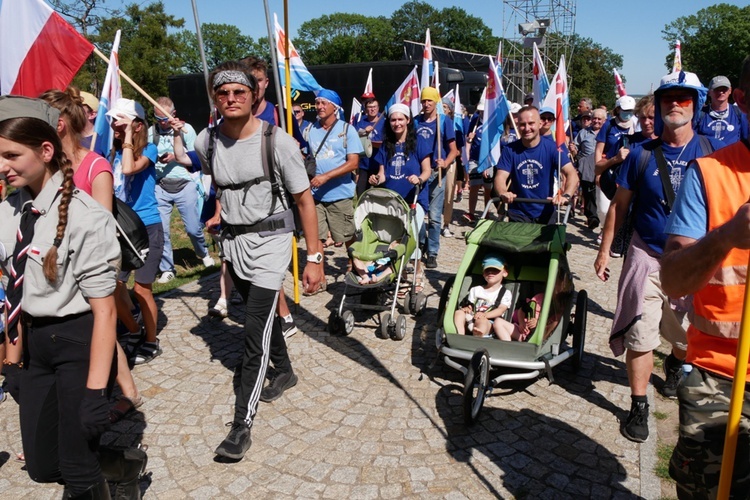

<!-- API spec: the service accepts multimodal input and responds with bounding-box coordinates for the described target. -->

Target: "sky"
[14,0,747,97]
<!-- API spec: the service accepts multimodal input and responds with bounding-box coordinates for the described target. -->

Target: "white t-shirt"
[468,285,512,313]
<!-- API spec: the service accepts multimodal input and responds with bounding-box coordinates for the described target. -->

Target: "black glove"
[2,362,22,404]
[80,388,111,441]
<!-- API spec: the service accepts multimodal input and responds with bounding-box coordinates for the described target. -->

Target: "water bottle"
[680,364,693,387]
[0,283,5,337]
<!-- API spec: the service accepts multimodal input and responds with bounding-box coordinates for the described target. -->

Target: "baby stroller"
[327,187,426,340]
[435,199,587,425]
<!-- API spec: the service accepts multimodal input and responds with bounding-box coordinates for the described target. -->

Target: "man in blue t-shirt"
[593,70,723,444]
[494,106,578,223]
[307,89,363,284]
[695,75,749,145]
[413,86,458,269]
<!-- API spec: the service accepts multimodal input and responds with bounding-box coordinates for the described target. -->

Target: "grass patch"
[126,207,220,294]
[655,441,676,482]
[653,411,669,421]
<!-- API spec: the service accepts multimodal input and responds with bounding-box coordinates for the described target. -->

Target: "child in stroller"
[454,253,542,341]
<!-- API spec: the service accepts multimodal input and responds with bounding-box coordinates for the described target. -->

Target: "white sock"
[283,314,293,322]
[216,298,227,307]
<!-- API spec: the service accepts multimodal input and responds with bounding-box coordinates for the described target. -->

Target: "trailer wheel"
[463,349,490,426]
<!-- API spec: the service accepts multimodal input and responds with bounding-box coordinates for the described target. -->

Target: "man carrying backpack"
[593,71,723,443]
[175,61,323,461]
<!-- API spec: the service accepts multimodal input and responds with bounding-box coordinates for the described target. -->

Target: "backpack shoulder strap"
[698,134,714,157]
[652,142,676,210]
[342,121,349,150]
[260,121,283,215]
[206,126,218,176]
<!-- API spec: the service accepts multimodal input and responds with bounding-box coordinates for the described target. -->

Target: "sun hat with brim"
[653,70,707,136]
[482,254,505,271]
[105,98,146,121]
[0,95,60,128]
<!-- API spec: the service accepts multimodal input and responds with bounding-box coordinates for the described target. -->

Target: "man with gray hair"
[695,74,748,145]
[150,96,214,285]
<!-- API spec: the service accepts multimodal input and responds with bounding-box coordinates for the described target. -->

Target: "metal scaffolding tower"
[501,0,576,104]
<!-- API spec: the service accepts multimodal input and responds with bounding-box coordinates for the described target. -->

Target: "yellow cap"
[79,91,99,113]
[420,86,440,103]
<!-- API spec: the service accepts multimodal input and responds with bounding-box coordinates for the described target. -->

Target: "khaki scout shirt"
[0,171,120,318]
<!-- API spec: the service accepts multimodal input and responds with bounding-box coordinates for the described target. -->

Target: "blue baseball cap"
[539,106,556,117]
[482,254,506,271]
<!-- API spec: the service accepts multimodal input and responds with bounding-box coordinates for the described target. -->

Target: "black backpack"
[112,197,149,272]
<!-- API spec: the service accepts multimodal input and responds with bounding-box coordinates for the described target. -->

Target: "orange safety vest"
[687,140,750,378]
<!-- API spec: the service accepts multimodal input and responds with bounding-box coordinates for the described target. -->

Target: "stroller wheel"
[402,294,412,315]
[377,312,392,339]
[414,292,427,317]
[341,310,355,336]
[327,311,343,335]
[463,349,490,426]
[391,314,407,341]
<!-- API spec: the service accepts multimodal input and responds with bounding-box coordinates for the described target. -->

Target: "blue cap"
[482,254,505,271]
[539,106,555,117]
[316,88,342,107]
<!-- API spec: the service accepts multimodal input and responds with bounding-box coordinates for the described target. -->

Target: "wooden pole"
[92,47,171,118]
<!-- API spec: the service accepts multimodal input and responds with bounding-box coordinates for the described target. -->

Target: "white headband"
[388,103,411,118]
[213,70,254,90]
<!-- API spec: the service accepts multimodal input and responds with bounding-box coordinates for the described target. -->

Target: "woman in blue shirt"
[108,98,163,365]
[370,103,431,293]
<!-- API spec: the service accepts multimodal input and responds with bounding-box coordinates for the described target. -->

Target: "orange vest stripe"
[689,142,750,378]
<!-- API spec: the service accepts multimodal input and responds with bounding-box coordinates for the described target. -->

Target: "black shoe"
[662,354,684,399]
[280,316,298,339]
[424,255,438,269]
[621,400,649,443]
[587,218,600,230]
[215,421,252,460]
[260,369,298,402]
[62,479,111,499]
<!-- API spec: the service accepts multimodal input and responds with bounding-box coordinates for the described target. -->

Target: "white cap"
[615,95,635,111]
[509,102,522,114]
[106,98,146,121]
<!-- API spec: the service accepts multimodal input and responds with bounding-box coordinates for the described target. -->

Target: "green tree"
[92,1,184,101]
[295,13,399,65]
[568,34,624,108]
[662,4,750,86]
[390,0,441,44]
[438,7,498,55]
[176,23,265,73]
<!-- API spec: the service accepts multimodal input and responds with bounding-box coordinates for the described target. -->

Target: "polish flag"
[0,0,93,97]
[350,97,362,125]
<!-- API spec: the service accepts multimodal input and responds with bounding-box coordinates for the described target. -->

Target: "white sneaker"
[202,255,216,267]
[208,301,228,319]
[157,271,175,284]
[441,227,453,237]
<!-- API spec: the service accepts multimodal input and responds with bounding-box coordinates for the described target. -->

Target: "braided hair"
[0,116,74,283]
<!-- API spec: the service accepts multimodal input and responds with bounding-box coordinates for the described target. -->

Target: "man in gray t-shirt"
[175,61,324,461]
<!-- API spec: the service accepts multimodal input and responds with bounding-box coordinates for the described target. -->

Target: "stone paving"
[0,198,661,499]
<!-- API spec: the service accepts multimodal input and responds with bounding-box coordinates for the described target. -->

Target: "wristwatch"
[562,193,572,200]
[307,252,323,264]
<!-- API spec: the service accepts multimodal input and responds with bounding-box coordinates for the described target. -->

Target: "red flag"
[0,0,93,97]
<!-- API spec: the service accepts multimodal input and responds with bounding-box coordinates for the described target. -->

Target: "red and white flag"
[386,66,421,117]
[672,40,682,72]
[420,29,432,90]
[0,0,93,96]
[362,68,374,99]
[349,97,362,125]
[613,69,627,97]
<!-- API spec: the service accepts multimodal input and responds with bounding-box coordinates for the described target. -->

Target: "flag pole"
[717,264,750,498]
[282,0,300,306]
[263,1,286,132]
[92,47,171,117]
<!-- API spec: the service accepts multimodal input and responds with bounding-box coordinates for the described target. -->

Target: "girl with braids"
[369,104,431,293]
[107,98,163,366]
[40,87,142,423]
[0,96,119,498]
